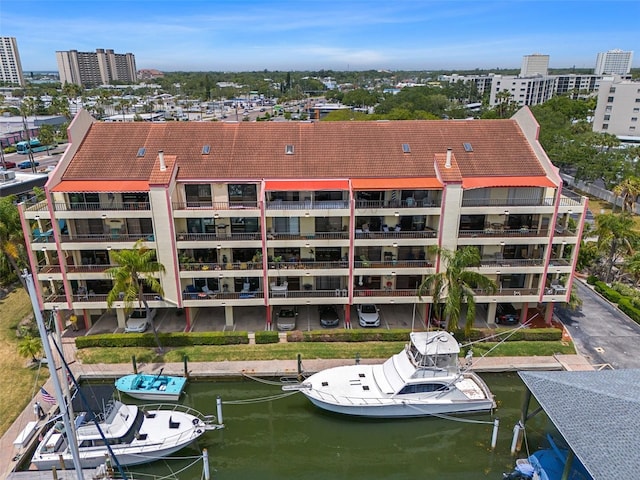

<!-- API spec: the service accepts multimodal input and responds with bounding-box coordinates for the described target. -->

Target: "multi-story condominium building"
[20,109,586,331]
[594,49,633,75]
[520,54,549,77]
[56,49,137,87]
[592,76,640,140]
[489,75,557,107]
[0,36,25,86]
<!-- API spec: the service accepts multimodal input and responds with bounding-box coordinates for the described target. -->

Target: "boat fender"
[193,418,200,425]
[196,429,202,434]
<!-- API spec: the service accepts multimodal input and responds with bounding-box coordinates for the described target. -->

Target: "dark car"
[496,303,520,325]
[319,305,340,328]
[1,161,16,169]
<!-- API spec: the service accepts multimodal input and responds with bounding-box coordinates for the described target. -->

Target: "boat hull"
[31,406,207,470]
[115,374,187,402]
[304,392,495,418]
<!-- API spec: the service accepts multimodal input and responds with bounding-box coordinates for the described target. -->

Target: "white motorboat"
[284,331,495,418]
[31,400,219,469]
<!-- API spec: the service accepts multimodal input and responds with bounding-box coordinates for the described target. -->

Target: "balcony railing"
[460,197,582,208]
[52,202,151,212]
[265,200,349,210]
[459,228,549,238]
[472,287,539,296]
[180,261,263,271]
[173,201,259,210]
[355,199,441,209]
[177,232,262,241]
[354,260,433,269]
[480,258,546,268]
[59,233,155,243]
[355,230,437,239]
[182,291,265,300]
[353,288,418,297]
[267,232,349,241]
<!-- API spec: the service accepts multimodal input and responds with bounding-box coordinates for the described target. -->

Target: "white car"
[124,308,156,333]
[357,304,380,327]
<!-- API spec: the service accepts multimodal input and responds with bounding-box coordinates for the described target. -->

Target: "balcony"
[355,198,441,209]
[180,261,263,272]
[173,201,259,211]
[459,228,549,238]
[52,201,151,212]
[176,232,262,242]
[265,200,349,210]
[355,229,437,240]
[59,233,155,243]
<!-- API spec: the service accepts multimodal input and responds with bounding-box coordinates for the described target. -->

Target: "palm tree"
[0,195,28,288]
[594,213,637,283]
[18,334,43,364]
[612,177,640,213]
[418,246,497,337]
[105,240,166,351]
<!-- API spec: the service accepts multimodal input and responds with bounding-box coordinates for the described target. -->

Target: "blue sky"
[2,0,639,72]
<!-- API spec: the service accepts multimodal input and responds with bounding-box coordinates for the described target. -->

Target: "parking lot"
[83,302,499,335]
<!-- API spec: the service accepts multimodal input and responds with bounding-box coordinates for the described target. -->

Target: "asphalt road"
[555,280,640,369]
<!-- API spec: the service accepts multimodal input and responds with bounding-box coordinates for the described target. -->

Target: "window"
[228,184,257,205]
[185,184,212,207]
[402,143,411,153]
[632,117,638,122]
[609,87,616,93]
[634,108,639,113]
[202,145,211,155]
[604,115,610,121]
[602,124,608,130]
[463,142,473,152]
[607,97,614,103]
[605,106,612,112]
[285,144,294,155]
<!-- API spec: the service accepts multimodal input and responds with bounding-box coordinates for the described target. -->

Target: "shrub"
[593,281,622,303]
[75,331,249,349]
[255,330,279,344]
[586,275,599,285]
[618,298,640,325]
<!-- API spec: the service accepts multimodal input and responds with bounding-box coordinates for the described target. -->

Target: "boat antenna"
[23,271,84,480]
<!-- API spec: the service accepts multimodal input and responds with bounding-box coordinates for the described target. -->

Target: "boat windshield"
[409,343,457,370]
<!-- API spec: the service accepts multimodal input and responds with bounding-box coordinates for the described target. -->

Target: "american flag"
[40,387,56,404]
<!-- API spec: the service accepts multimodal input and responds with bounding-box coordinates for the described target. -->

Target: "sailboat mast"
[24,271,85,480]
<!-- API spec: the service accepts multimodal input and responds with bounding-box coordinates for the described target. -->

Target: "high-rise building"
[0,36,25,86]
[592,76,640,140]
[520,54,549,76]
[595,49,633,75]
[56,48,137,87]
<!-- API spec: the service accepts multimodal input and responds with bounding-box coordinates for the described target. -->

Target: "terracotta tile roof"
[62,120,549,183]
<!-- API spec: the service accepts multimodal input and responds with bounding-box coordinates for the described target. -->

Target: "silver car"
[357,304,380,327]
[276,307,298,331]
[124,308,156,333]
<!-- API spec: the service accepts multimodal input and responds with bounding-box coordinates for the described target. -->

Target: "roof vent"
[136,147,146,157]
[285,144,294,155]
[202,145,211,155]
[158,150,166,171]
[402,143,411,153]
[463,142,473,152]
[445,148,452,169]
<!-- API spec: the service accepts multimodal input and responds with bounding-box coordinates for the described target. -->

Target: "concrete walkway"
[1,334,593,480]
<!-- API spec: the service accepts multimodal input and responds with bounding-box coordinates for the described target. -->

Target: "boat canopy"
[410,332,460,356]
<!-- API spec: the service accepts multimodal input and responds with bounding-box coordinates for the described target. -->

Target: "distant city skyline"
[3,0,639,72]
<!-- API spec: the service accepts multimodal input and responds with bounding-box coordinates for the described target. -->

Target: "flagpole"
[24,271,85,479]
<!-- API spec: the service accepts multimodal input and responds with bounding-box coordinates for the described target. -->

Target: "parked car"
[495,303,520,325]
[124,308,157,333]
[319,305,340,328]
[1,161,16,169]
[276,307,298,331]
[357,304,380,327]
[18,160,40,169]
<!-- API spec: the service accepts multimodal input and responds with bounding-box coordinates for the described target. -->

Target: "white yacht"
[32,400,219,469]
[284,331,495,418]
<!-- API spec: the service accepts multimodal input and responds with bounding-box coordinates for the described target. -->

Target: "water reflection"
[100,373,549,480]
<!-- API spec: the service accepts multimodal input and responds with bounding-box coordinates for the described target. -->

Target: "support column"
[116,308,127,329]
[544,303,554,325]
[487,302,497,325]
[225,305,234,327]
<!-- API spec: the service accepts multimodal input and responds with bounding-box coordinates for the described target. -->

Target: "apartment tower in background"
[56,48,137,87]
[520,54,549,76]
[594,49,633,75]
[0,36,25,86]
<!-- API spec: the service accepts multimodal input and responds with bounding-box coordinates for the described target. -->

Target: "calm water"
[94,373,551,480]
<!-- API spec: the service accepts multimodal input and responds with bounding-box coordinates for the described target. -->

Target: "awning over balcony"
[51,180,150,192]
[462,176,557,189]
[264,179,349,191]
[351,177,442,190]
